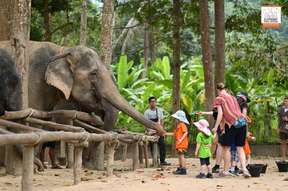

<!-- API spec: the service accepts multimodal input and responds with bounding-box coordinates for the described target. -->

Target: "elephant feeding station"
[0,108,159,191]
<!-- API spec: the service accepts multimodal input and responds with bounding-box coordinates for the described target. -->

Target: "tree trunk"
[199,0,215,112]
[214,0,225,91]
[171,0,182,156]
[149,26,156,64]
[43,0,51,41]
[143,22,149,78]
[0,0,12,40]
[80,0,88,46]
[100,0,114,66]
[6,0,31,176]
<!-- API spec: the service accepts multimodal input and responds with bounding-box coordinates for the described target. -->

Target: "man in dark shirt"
[278,97,288,161]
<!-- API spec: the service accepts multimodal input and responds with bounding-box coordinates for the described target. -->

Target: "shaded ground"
[1,158,288,191]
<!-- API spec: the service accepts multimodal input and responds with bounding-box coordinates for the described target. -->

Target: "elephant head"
[45,46,165,134]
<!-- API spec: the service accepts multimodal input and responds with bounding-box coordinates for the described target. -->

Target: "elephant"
[0,40,164,170]
[0,49,21,115]
[0,40,164,134]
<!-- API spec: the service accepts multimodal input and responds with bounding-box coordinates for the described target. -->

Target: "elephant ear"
[45,54,74,100]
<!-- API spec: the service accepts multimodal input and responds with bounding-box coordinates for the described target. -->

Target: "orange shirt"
[174,122,188,149]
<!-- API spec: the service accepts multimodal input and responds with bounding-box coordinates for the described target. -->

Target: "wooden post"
[95,142,105,171]
[121,143,127,162]
[143,142,149,168]
[106,142,116,176]
[132,142,139,171]
[66,143,74,168]
[138,143,144,165]
[21,145,34,191]
[73,146,83,185]
[152,142,158,167]
[59,141,66,165]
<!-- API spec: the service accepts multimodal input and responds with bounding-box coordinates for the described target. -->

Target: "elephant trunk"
[104,90,165,135]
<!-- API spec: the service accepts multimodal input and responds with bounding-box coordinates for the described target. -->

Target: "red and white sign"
[261,5,281,29]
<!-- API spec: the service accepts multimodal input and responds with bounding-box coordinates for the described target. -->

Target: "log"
[1,109,104,127]
[0,119,43,132]
[132,142,139,170]
[1,109,49,120]
[0,128,13,134]
[21,146,34,191]
[152,142,158,167]
[143,142,149,168]
[106,142,117,176]
[25,118,84,132]
[0,131,89,146]
[138,143,144,165]
[73,146,83,185]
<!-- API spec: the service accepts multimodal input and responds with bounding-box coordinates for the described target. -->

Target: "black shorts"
[42,141,56,148]
[280,131,288,140]
[200,157,210,166]
[221,125,247,147]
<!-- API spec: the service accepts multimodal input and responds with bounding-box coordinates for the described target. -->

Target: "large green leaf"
[117,55,129,89]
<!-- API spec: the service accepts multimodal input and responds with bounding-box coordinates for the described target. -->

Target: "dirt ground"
[1,158,288,191]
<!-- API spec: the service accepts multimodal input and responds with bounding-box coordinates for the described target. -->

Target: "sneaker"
[173,168,187,175]
[243,170,251,178]
[219,171,235,177]
[196,173,206,179]
[228,169,239,176]
[212,165,220,173]
[160,161,171,166]
[206,173,213,178]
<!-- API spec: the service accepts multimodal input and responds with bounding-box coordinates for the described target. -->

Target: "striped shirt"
[213,92,244,127]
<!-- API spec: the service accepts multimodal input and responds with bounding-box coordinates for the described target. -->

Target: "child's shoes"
[196,173,206,179]
[206,173,213,178]
[173,168,187,175]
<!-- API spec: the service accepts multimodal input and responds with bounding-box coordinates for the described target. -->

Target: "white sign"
[261,6,281,24]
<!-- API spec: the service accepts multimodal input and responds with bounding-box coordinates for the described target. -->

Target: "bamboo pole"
[21,146,34,191]
[132,141,139,171]
[73,146,83,185]
[106,141,117,176]
[152,142,158,167]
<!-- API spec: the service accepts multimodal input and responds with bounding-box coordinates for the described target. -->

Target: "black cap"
[237,92,251,103]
